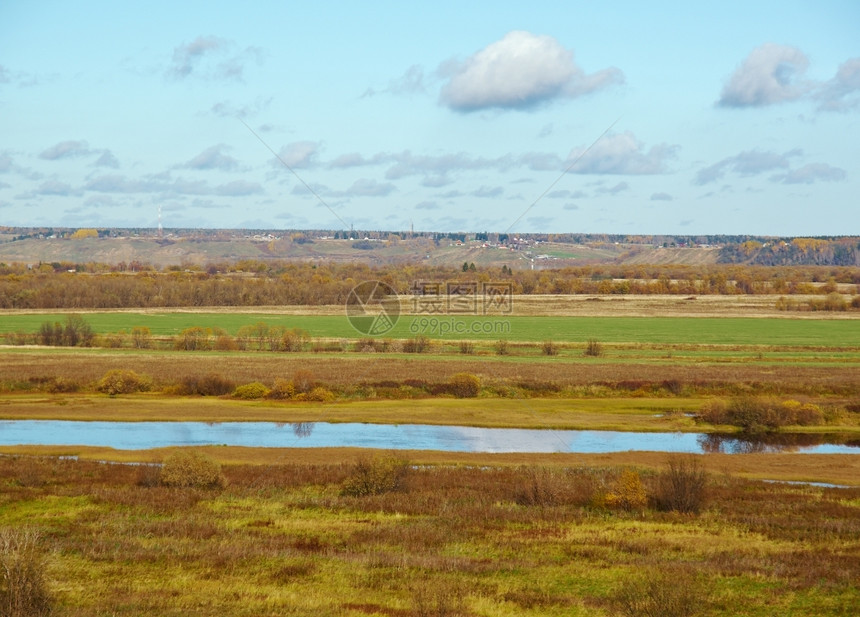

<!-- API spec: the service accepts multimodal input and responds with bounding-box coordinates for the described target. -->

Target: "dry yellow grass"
[2,445,858,486]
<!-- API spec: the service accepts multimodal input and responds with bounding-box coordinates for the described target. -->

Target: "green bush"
[160,451,226,489]
[233,382,271,399]
[96,369,152,396]
[341,455,409,497]
[0,528,52,617]
[448,373,481,398]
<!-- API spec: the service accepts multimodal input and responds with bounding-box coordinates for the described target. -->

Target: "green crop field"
[2,312,859,347]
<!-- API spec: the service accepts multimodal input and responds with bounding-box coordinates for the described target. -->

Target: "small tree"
[63,314,94,347]
[130,326,152,349]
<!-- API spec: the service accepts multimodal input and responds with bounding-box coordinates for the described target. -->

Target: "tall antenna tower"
[157,205,163,238]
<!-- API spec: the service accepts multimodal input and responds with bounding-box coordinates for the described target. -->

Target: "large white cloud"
[718,43,811,107]
[440,31,622,111]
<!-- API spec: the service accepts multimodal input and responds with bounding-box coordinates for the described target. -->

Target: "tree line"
[0,262,857,309]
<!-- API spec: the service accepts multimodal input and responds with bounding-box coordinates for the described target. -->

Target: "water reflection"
[291,422,314,438]
[0,420,857,454]
[699,432,859,454]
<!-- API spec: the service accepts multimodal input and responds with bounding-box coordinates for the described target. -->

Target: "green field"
[2,312,859,347]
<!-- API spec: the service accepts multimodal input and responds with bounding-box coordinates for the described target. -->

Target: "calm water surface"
[0,420,857,454]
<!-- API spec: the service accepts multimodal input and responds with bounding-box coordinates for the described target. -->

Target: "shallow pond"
[0,420,857,454]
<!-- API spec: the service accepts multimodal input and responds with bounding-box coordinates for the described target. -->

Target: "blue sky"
[1,1,858,235]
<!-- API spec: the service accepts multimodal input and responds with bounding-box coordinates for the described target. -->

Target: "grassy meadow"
[1,455,858,616]
[1,294,859,616]
[2,311,860,346]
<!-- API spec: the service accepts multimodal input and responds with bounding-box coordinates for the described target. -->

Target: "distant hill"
[0,228,856,268]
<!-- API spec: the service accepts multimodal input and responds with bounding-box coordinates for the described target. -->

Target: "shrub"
[448,373,481,398]
[614,568,707,617]
[584,339,603,357]
[268,378,296,400]
[698,396,823,431]
[233,382,271,399]
[515,467,572,507]
[213,334,239,351]
[301,386,335,403]
[341,455,409,497]
[46,377,79,394]
[291,369,316,394]
[130,326,151,349]
[173,326,212,351]
[654,456,707,514]
[0,528,52,617]
[177,373,235,396]
[601,469,647,512]
[96,369,152,396]
[160,450,226,489]
[494,339,509,355]
[402,336,431,353]
[541,340,559,356]
[281,328,308,352]
[458,340,475,355]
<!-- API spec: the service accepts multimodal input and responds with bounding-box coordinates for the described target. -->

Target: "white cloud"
[168,36,263,81]
[567,132,677,175]
[718,43,811,107]
[338,178,395,197]
[170,36,226,79]
[363,65,426,98]
[816,57,860,112]
[183,144,239,171]
[277,141,321,169]
[93,150,120,168]
[597,181,629,195]
[415,201,440,210]
[215,180,263,196]
[439,31,622,111]
[771,163,846,184]
[472,185,504,198]
[695,149,799,185]
[39,140,91,160]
